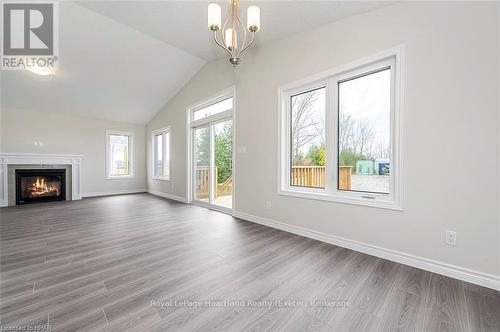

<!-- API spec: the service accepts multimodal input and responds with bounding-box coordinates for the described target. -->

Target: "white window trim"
[278,46,405,210]
[105,129,135,179]
[152,126,171,181]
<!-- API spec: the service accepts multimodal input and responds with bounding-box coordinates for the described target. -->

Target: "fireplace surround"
[0,153,83,207]
[16,169,66,205]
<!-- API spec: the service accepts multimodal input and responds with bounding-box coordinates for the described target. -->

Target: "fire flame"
[28,177,60,197]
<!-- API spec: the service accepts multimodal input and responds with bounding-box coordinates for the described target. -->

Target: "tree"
[374,142,390,159]
[339,150,369,169]
[338,113,377,172]
[339,112,355,152]
[354,119,375,156]
[306,144,325,166]
[214,122,232,184]
[195,128,210,166]
[291,91,320,164]
[195,123,233,185]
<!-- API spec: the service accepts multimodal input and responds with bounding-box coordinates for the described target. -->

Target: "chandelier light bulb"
[246,6,260,32]
[224,28,237,50]
[208,3,221,30]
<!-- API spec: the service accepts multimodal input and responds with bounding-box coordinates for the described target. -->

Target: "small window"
[152,127,170,180]
[106,130,134,179]
[193,97,233,121]
[290,87,326,188]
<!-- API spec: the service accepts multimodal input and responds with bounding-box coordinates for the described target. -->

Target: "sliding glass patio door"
[190,93,233,212]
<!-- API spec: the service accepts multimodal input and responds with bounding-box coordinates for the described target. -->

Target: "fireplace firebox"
[15,169,66,205]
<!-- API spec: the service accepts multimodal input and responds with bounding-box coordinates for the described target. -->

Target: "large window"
[152,127,170,180]
[106,130,134,179]
[279,50,402,209]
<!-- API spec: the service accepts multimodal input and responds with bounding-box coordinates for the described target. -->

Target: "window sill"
[152,176,170,182]
[277,189,403,211]
[106,175,135,180]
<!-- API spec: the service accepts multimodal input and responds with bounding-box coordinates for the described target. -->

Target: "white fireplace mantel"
[0,153,83,207]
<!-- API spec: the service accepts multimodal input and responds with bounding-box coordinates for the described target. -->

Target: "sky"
[292,68,391,157]
[339,68,391,153]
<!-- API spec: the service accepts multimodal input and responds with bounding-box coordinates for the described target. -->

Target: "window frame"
[190,93,234,128]
[152,126,171,181]
[105,129,135,179]
[278,47,404,210]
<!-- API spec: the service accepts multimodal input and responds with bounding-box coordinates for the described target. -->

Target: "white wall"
[1,108,147,196]
[497,3,500,252]
[147,1,500,285]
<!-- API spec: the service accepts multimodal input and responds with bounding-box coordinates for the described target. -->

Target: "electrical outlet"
[265,201,272,209]
[446,230,457,246]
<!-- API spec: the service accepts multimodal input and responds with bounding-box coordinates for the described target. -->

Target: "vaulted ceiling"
[1,1,393,124]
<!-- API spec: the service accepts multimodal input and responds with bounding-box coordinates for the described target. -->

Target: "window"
[152,127,170,180]
[279,49,402,210]
[338,68,391,194]
[192,97,233,121]
[106,130,134,179]
[290,87,326,188]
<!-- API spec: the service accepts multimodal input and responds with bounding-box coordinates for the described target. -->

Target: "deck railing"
[217,176,233,197]
[291,166,352,190]
[195,165,351,198]
[195,166,211,199]
[195,166,233,199]
[291,166,326,188]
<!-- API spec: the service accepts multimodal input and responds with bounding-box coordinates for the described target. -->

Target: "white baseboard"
[1,189,146,205]
[83,189,146,198]
[232,210,500,291]
[147,190,187,203]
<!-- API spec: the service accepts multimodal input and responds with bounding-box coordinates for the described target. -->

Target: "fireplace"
[15,169,66,205]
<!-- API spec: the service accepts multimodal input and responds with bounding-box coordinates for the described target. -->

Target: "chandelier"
[208,0,261,66]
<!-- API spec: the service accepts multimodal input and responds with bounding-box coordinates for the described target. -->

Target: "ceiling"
[1,2,205,124]
[2,1,393,124]
[77,1,394,61]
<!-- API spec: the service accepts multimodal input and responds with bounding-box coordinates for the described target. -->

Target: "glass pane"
[194,127,210,202]
[338,68,391,194]
[110,134,129,175]
[290,87,326,188]
[164,132,170,179]
[213,120,232,209]
[21,176,61,199]
[193,98,232,121]
[155,134,162,177]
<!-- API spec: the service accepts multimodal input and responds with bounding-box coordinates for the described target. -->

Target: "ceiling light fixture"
[208,0,260,66]
[28,65,55,76]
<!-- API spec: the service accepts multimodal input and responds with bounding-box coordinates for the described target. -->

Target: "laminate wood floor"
[1,194,499,331]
